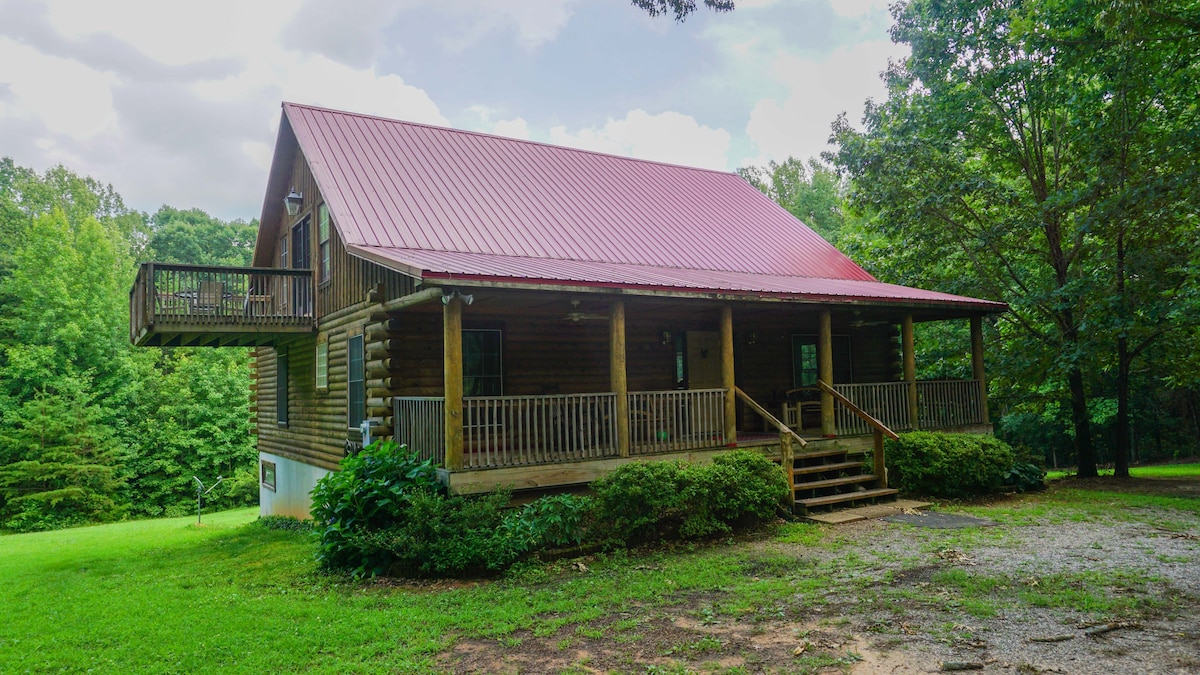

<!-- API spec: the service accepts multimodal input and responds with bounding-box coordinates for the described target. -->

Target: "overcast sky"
[0,0,904,221]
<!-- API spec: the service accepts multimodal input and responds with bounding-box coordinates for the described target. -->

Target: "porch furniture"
[781,387,822,433]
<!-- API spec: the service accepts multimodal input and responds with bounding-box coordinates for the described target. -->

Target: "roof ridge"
[281,101,742,178]
[352,243,867,283]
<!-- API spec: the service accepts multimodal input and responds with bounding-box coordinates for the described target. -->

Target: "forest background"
[1,0,1197,532]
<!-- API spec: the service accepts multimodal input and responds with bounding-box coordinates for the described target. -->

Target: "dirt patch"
[444,614,932,674]
[439,479,1200,674]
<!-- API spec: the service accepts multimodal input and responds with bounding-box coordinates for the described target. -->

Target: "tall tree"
[831,0,1200,475]
[738,157,846,244]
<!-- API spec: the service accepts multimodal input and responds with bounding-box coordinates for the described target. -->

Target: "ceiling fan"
[562,300,608,322]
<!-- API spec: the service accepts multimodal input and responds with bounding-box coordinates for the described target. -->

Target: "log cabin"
[129,102,1006,518]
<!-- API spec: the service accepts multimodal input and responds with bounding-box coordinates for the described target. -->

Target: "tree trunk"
[1115,337,1130,478]
[1068,367,1097,477]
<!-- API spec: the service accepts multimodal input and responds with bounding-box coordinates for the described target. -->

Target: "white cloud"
[744,38,907,165]
[464,104,531,139]
[434,0,579,52]
[549,110,731,170]
[828,0,892,19]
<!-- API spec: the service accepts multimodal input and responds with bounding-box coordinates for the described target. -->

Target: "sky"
[0,0,905,222]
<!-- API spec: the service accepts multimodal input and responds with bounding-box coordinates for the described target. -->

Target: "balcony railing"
[628,389,726,455]
[130,263,314,345]
[918,379,986,429]
[833,382,913,436]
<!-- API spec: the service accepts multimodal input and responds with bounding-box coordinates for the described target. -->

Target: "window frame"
[791,334,853,388]
[315,337,328,391]
[463,328,503,397]
[347,333,365,431]
[276,348,289,426]
[317,203,331,284]
[260,461,277,491]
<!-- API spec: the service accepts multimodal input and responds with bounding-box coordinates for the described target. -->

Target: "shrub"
[373,490,529,577]
[511,493,595,549]
[256,515,313,532]
[885,432,1017,499]
[310,440,440,576]
[592,450,788,543]
[1003,462,1045,492]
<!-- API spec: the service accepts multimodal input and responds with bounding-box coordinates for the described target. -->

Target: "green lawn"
[1046,461,1200,481]
[2,481,1196,674]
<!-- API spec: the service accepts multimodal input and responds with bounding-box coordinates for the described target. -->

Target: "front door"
[686,331,723,438]
[686,331,722,390]
[291,217,311,313]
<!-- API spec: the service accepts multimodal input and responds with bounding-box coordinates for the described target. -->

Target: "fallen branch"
[941,662,984,672]
[1029,634,1075,643]
[1084,621,1137,637]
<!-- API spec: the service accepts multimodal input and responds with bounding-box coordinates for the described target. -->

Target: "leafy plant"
[1003,462,1045,493]
[310,440,440,575]
[885,432,1017,499]
[512,493,595,549]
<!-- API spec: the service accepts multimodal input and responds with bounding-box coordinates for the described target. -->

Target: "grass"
[1046,462,1200,481]
[2,476,1197,673]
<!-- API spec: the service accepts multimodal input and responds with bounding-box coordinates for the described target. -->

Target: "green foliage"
[311,440,441,575]
[371,490,528,577]
[737,157,846,244]
[592,450,788,543]
[255,514,313,532]
[0,160,261,528]
[885,432,1017,499]
[510,493,595,549]
[1003,462,1046,493]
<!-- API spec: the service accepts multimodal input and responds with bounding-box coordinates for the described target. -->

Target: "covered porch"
[375,287,992,501]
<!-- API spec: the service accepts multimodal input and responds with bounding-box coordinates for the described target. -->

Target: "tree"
[830,0,1199,476]
[737,157,846,244]
[631,0,734,21]
[147,206,258,267]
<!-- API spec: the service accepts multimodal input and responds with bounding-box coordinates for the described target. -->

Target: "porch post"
[610,300,630,456]
[443,295,464,471]
[902,314,919,430]
[818,309,835,436]
[970,315,990,424]
[720,305,737,445]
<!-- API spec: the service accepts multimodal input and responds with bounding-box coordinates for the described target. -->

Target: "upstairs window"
[318,203,332,283]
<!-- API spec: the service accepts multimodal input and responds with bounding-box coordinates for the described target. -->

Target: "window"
[260,461,277,491]
[276,349,289,425]
[348,334,365,429]
[791,335,852,387]
[315,340,328,390]
[463,329,503,396]
[279,236,288,268]
[317,203,331,283]
[291,217,311,270]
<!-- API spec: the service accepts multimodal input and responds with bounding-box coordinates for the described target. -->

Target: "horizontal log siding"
[254,300,377,471]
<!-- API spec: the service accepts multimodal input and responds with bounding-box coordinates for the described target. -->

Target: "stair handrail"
[733,387,807,447]
[816,381,899,440]
[816,380,896,490]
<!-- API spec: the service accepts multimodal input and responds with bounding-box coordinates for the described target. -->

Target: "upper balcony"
[130,263,315,347]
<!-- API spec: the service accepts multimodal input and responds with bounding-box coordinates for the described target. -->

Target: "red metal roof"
[270,102,1004,312]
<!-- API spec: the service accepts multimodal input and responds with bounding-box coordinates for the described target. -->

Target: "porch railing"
[917,379,985,429]
[130,262,313,342]
[629,389,726,455]
[463,393,620,468]
[833,382,913,436]
[393,396,446,466]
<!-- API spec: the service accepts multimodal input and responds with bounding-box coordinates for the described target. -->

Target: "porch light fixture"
[283,187,303,217]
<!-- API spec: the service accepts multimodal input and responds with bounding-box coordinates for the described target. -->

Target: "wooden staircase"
[790,446,898,514]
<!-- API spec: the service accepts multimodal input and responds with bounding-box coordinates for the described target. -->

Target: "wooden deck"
[130,263,316,346]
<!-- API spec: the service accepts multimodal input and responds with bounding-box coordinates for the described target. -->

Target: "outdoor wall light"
[283,187,303,217]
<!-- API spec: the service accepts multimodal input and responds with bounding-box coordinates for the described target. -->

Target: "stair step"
[793,474,878,491]
[794,447,870,461]
[793,460,862,476]
[796,488,899,509]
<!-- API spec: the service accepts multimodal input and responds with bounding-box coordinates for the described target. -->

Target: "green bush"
[885,432,1017,499]
[369,490,530,577]
[310,440,440,576]
[511,493,594,549]
[1003,462,1045,492]
[592,450,788,543]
